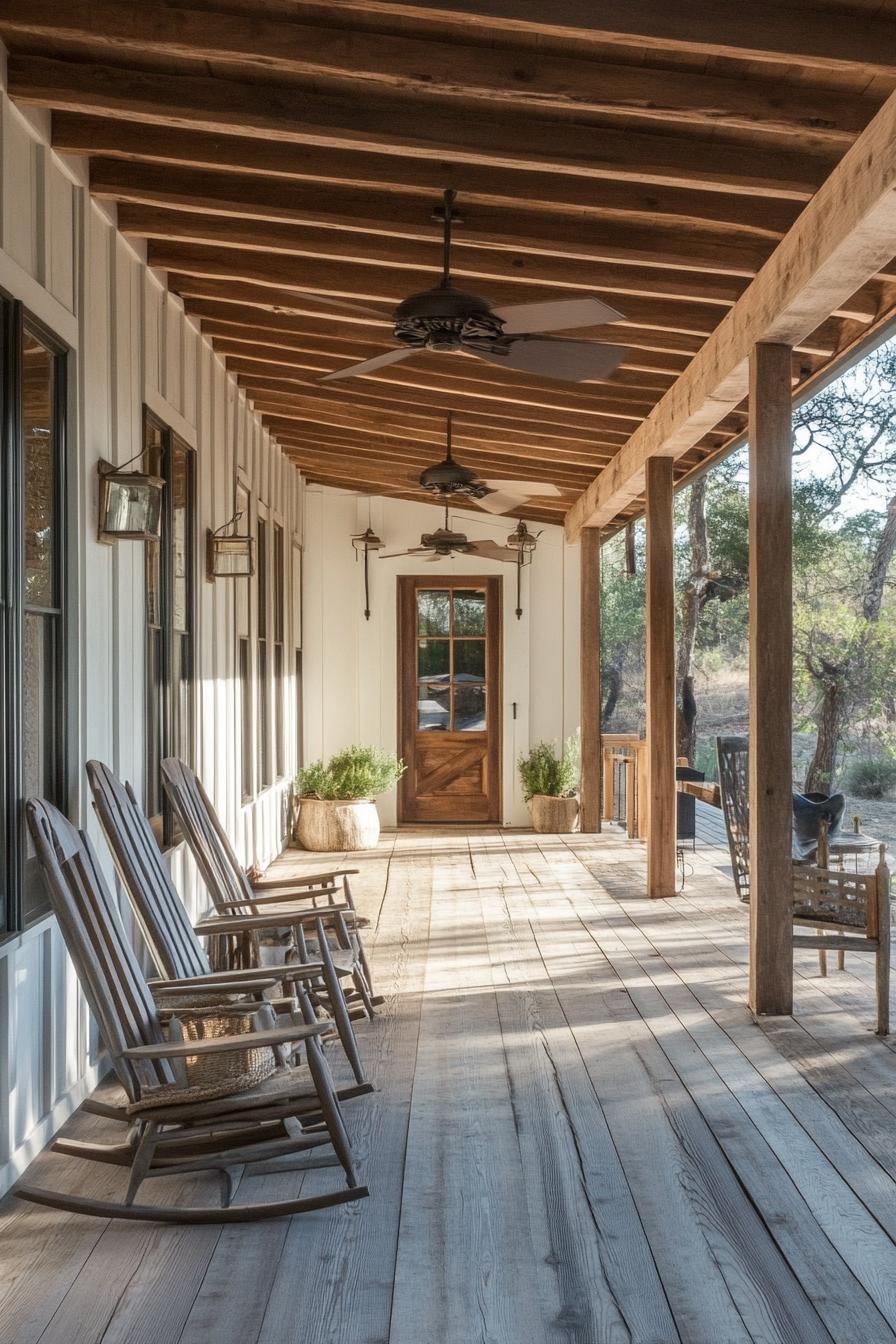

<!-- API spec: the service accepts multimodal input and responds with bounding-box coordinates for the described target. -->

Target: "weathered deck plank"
[2,828,896,1344]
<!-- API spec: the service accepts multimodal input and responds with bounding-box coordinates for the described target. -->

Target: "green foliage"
[843,754,896,799]
[296,746,405,801]
[518,734,580,800]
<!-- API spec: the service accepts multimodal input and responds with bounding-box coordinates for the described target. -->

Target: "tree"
[600,529,645,730]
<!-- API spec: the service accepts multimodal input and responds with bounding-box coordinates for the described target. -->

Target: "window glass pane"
[257,517,268,641]
[22,613,58,810]
[454,639,485,683]
[417,590,449,636]
[454,684,486,731]
[417,682,450,731]
[453,589,485,635]
[418,638,449,680]
[171,445,190,633]
[146,626,163,824]
[240,638,252,800]
[22,336,55,609]
[273,524,284,644]
[145,540,161,628]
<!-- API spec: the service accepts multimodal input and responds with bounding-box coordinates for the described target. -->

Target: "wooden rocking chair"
[18,798,368,1223]
[160,757,378,1014]
[793,847,891,1035]
[86,760,370,1089]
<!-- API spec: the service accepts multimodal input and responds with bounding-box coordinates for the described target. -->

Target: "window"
[273,522,285,778]
[416,587,487,732]
[236,485,253,802]
[0,302,68,931]
[256,513,271,788]
[293,542,303,774]
[143,408,195,843]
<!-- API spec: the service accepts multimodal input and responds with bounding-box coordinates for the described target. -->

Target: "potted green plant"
[295,746,405,851]
[518,734,580,833]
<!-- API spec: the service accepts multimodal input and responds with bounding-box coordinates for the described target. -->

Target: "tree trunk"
[676,477,709,762]
[805,674,847,793]
[863,493,896,621]
[601,663,621,728]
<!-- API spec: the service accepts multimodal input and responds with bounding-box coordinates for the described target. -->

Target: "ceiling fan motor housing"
[393,286,505,352]
[418,454,489,498]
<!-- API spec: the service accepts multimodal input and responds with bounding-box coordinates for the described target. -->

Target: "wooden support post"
[749,342,794,1016]
[580,527,602,833]
[645,457,676,897]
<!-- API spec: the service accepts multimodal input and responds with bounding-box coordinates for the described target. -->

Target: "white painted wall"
[0,73,305,1194]
[303,487,582,827]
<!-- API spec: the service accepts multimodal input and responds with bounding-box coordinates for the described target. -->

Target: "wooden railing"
[601,734,647,840]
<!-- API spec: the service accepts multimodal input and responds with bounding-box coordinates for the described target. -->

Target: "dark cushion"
[792,791,845,860]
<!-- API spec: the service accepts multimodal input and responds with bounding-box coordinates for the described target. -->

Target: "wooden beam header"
[565,87,896,539]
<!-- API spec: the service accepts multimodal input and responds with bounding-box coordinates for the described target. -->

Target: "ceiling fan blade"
[476,491,527,515]
[481,479,562,497]
[471,338,628,383]
[320,347,418,383]
[491,296,624,335]
[468,541,519,563]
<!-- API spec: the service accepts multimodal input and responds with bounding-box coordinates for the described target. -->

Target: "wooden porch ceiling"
[5,1,896,527]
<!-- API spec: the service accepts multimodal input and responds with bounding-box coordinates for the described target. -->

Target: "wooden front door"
[398,576,502,823]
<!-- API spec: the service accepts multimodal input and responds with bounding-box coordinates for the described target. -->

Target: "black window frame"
[0,298,69,934]
[143,406,196,847]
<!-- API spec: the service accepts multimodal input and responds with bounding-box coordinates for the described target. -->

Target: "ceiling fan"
[378,505,521,563]
[307,189,627,385]
[409,412,562,515]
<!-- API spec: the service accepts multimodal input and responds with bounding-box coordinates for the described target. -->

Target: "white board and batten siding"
[0,73,305,1196]
[302,487,582,829]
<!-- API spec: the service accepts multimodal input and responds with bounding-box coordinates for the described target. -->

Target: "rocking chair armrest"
[122,1021,331,1060]
[216,885,339,911]
[148,977,279,997]
[251,869,359,891]
[194,904,352,935]
[149,964,323,985]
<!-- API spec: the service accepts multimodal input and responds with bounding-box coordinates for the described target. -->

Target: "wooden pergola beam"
[565,87,896,539]
[1,0,877,141]
[8,56,834,198]
[58,117,803,237]
[308,1,896,76]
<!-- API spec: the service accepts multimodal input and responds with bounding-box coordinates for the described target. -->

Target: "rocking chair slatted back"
[87,760,208,981]
[25,799,178,1100]
[716,735,750,903]
[792,861,882,936]
[161,758,255,914]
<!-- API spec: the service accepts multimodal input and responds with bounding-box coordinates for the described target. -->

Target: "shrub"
[518,734,580,800]
[297,746,405,801]
[843,754,896,800]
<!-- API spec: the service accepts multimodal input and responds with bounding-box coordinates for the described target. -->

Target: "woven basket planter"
[296,797,380,852]
[528,793,580,834]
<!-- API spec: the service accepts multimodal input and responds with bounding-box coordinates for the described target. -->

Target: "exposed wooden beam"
[644,456,676,899]
[580,528,602,833]
[748,342,793,1017]
[2,1,878,140]
[56,116,803,237]
[9,56,833,198]
[153,242,732,338]
[565,88,896,538]
[306,1,896,76]
[104,179,775,280]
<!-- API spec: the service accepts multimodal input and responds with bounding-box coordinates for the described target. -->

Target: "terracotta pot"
[528,793,580,834]
[296,797,380,852]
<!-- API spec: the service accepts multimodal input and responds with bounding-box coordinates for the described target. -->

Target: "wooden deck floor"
[3,828,896,1344]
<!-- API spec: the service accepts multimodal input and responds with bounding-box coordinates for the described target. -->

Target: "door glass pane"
[417,682,450,731]
[454,684,485,731]
[418,638,449,680]
[454,639,485,683]
[22,613,58,811]
[453,589,485,635]
[22,336,55,608]
[171,445,190,633]
[417,590,449,635]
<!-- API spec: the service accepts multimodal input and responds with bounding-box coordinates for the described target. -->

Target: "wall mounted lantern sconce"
[505,520,540,620]
[206,510,256,579]
[351,526,384,619]
[97,454,164,542]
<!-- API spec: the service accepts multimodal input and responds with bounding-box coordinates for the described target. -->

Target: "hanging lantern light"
[206,510,256,579]
[351,526,384,619]
[97,454,164,542]
[504,520,540,619]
